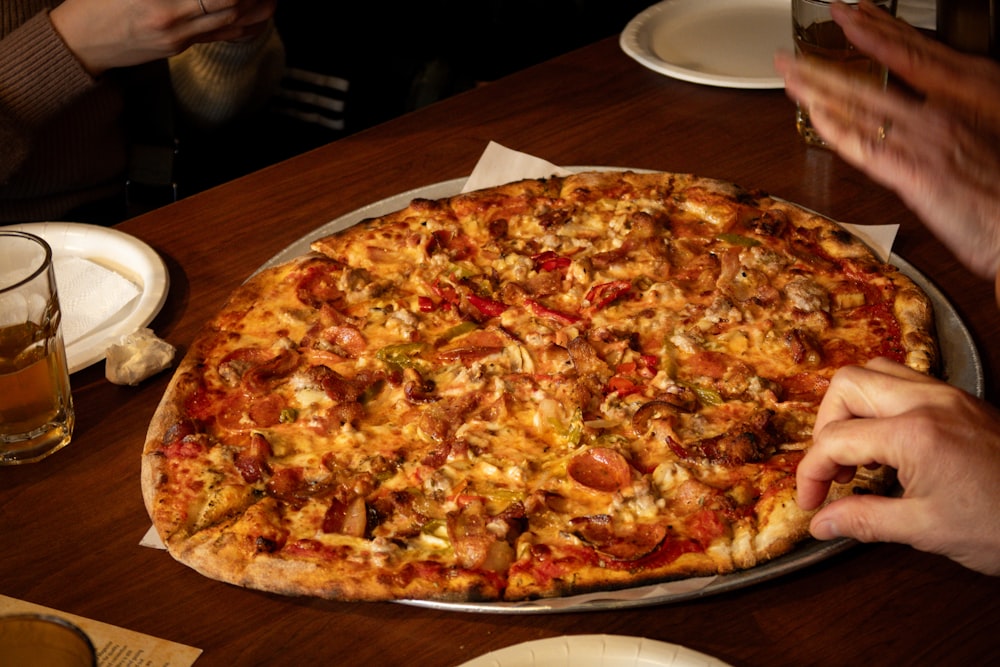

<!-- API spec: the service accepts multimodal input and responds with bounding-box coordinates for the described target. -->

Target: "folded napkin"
[462,141,572,193]
[54,256,141,345]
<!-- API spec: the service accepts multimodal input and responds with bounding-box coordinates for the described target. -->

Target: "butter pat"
[105,328,176,385]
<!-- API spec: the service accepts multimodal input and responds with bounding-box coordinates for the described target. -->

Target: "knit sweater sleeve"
[0,10,96,183]
[168,21,286,129]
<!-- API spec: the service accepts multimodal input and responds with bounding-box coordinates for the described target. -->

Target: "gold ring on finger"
[876,119,892,143]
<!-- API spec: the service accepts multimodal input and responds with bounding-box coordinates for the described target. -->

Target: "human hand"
[774,0,1000,281]
[50,0,277,76]
[797,357,1000,575]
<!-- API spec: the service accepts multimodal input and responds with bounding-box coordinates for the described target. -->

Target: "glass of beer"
[0,614,97,666]
[791,0,898,147]
[0,231,74,465]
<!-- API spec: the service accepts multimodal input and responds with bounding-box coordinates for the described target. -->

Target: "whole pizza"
[142,171,937,602]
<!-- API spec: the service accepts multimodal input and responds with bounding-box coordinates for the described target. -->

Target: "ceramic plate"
[1,222,169,374]
[456,635,731,667]
[619,0,793,89]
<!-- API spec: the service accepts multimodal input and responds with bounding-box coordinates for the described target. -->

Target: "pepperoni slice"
[567,448,631,492]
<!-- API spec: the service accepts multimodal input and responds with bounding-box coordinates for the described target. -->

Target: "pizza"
[141,170,937,602]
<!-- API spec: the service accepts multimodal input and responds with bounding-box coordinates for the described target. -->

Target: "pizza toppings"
[142,171,936,602]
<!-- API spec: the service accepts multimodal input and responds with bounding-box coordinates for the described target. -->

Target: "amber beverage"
[791,0,897,147]
[0,232,74,465]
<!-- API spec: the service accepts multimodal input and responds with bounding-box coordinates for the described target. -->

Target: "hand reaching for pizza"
[774,0,1000,283]
[50,0,276,76]
[797,357,1000,575]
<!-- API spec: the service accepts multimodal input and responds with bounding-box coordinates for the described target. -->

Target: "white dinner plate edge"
[0,221,170,374]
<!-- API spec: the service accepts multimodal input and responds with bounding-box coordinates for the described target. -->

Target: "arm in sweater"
[0,11,97,184]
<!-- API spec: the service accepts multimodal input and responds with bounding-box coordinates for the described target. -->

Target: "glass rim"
[0,230,53,295]
[793,0,894,4]
[0,613,97,665]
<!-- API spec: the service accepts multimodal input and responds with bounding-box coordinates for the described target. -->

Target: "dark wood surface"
[3,36,999,666]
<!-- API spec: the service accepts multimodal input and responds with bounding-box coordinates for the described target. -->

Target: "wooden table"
[4,36,999,666]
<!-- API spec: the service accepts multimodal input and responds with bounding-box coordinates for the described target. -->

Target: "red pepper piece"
[525,298,580,326]
[585,280,632,311]
[531,251,572,272]
[607,375,639,397]
[429,280,461,310]
[467,294,508,317]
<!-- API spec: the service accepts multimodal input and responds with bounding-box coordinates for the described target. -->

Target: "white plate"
[262,172,983,613]
[1,222,170,374]
[619,0,793,89]
[456,635,731,667]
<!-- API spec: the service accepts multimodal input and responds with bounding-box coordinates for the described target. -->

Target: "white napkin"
[105,327,176,386]
[462,141,572,193]
[54,256,141,345]
[840,223,898,262]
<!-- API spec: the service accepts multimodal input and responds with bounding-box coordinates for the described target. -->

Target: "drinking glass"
[0,614,97,667]
[0,231,74,465]
[791,0,898,147]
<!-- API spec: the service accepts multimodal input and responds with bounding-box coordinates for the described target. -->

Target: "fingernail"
[811,518,841,540]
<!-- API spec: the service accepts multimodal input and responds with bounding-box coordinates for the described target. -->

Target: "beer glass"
[0,231,74,464]
[0,614,97,666]
[792,0,898,147]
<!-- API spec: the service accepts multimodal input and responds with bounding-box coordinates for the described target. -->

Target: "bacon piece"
[266,467,314,508]
[488,218,508,239]
[234,432,273,483]
[784,328,820,365]
[686,350,757,399]
[631,401,679,437]
[589,248,631,269]
[242,349,300,390]
[402,367,437,404]
[436,329,509,364]
[669,410,778,465]
[523,270,563,297]
[418,394,479,442]
[322,496,370,538]
[566,337,611,377]
[447,500,515,572]
[428,229,476,261]
[242,499,290,553]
